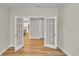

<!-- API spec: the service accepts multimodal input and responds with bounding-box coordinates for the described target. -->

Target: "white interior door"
[30,18,40,39]
[15,16,23,51]
[44,17,57,49]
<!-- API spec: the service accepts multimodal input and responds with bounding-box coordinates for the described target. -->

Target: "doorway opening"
[15,16,58,51]
[23,17,30,37]
[23,17,45,52]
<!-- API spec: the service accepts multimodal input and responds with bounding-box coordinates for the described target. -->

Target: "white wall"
[58,4,79,56]
[10,7,57,46]
[0,6,10,55]
[57,6,64,50]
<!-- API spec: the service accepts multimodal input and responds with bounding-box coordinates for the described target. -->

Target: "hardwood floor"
[2,33,65,56]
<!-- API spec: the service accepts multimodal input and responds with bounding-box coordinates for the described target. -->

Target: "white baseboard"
[30,37,41,39]
[0,46,10,55]
[45,44,57,49]
[58,46,71,56]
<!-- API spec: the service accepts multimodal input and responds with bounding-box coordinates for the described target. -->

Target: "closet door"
[44,17,57,49]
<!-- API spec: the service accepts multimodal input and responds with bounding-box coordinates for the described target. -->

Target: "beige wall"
[58,4,79,56]
[0,6,10,55]
[9,7,58,46]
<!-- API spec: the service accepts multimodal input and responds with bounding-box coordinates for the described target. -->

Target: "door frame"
[15,16,57,50]
[15,16,24,51]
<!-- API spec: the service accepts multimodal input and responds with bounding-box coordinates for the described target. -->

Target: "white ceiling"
[2,3,66,8]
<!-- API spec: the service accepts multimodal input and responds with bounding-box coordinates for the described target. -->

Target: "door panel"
[15,16,23,51]
[44,17,57,49]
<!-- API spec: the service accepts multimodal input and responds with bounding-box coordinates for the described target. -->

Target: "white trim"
[55,16,57,48]
[45,44,57,49]
[58,46,71,56]
[28,18,31,39]
[15,16,17,51]
[22,16,48,19]
[44,17,46,46]
[30,37,41,39]
[0,46,9,55]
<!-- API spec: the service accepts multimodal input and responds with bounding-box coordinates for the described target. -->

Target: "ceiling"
[1,3,67,8]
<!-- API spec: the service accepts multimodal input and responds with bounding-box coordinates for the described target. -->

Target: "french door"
[15,16,23,51]
[44,17,57,49]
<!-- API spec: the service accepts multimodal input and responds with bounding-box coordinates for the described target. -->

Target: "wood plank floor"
[2,33,65,56]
